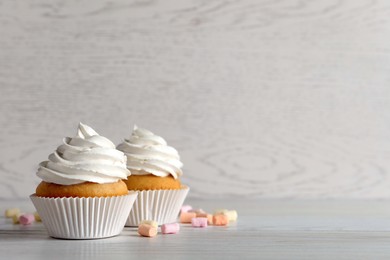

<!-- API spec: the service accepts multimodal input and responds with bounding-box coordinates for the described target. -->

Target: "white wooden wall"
[1,0,390,199]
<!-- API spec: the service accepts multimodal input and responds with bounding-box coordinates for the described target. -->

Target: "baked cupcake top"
[117,126,183,179]
[37,123,131,185]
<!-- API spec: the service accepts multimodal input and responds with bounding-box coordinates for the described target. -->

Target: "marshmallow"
[180,212,196,223]
[19,213,35,225]
[188,208,206,214]
[214,209,238,222]
[180,205,192,214]
[5,208,21,218]
[223,210,238,222]
[140,220,158,228]
[161,223,180,234]
[214,209,228,215]
[207,214,213,225]
[12,213,23,224]
[191,217,208,228]
[138,224,157,237]
[196,213,213,224]
[213,214,229,226]
[34,212,41,222]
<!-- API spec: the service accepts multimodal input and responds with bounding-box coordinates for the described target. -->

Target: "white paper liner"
[125,186,189,226]
[30,192,138,239]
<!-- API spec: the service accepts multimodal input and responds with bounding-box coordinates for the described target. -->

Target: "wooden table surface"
[1,199,390,259]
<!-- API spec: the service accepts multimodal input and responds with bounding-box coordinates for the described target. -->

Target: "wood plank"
[1,0,390,199]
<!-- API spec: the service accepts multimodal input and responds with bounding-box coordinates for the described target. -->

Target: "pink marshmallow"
[180,205,192,214]
[161,223,180,234]
[195,213,212,224]
[19,213,35,225]
[191,217,208,228]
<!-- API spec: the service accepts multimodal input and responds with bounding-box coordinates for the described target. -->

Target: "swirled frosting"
[37,123,131,185]
[116,126,183,179]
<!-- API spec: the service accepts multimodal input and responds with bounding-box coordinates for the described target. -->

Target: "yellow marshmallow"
[5,208,21,218]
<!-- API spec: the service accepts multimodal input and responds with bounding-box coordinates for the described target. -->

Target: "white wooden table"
[1,199,390,259]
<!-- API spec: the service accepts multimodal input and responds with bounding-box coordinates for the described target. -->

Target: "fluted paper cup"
[125,186,189,226]
[30,192,138,239]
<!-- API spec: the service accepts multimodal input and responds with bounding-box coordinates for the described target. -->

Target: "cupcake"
[30,123,138,239]
[117,125,189,226]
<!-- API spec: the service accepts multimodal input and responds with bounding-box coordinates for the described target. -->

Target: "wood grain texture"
[2,199,390,259]
[1,0,390,199]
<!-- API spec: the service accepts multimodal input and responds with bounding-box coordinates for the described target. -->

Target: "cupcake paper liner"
[30,192,138,239]
[125,186,189,226]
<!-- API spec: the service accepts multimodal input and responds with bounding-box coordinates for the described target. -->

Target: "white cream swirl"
[37,123,131,185]
[116,125,183,179]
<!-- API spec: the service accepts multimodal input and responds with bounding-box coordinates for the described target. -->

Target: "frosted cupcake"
[117,126,189,226]
[30,123,138,239]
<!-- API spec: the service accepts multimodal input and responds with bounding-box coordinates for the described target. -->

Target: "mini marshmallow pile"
[137,205,238,238]
[5,208,41,225]
[180,205,237,227]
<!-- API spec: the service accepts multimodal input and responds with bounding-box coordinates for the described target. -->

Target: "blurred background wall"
[1,0,390,200]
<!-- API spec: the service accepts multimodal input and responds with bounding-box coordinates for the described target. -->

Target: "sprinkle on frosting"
[37,123,131,185]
